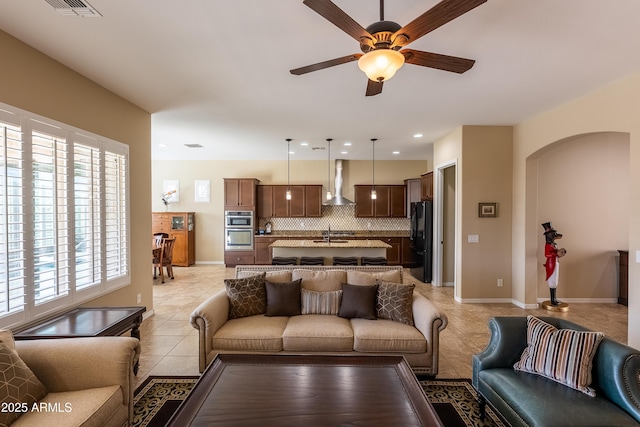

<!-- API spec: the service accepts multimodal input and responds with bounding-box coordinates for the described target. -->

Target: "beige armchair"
[9,336,140,427]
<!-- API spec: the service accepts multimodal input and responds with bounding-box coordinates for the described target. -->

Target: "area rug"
[133,376,199,427]
[133,376,505,427]
[420,379,506,427]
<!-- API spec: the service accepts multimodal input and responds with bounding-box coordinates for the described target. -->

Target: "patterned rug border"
[133,376,199,427]
[420,378,506,427]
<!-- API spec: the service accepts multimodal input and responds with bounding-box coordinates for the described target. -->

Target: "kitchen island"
[270,239,391,265]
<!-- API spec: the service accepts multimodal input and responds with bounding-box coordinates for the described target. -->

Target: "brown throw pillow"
[265,279,302,317]
[0,344,47,426]
[224,272,267,319]
[338,283,378,320]
[376,281,415,325]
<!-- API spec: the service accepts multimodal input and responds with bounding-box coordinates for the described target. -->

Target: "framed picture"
[478,202,497,218]
[194,180,210,203]
[163,180,180,203]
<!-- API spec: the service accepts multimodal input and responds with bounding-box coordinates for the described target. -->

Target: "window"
[0,104,130,327]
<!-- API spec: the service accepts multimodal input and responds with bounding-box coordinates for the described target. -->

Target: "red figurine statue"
[542,222,566,306]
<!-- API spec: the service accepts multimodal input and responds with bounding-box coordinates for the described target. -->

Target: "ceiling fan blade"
[392,0,486,47]
[303,0,373,45]
[402,49,475,74]
[290,54,362,75]
[365,79,383,96]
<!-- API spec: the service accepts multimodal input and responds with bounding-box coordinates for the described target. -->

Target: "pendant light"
[370,138,377,200]
[326,138,333,201]
[286,138,292,200]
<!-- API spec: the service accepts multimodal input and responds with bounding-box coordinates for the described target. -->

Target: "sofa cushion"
[338,283,378,320]
[513,315,604,396]
[292,269,347,292]
[283,315,354,352]
[346,270,402,286]
[11,385,124,427]
[237,269,293,283]
[351,318,426,353]
[376,281,415,326]
[265,279,302,317]
[301,289,342,315]
[0,344,48,426]
[224,272,267,319]
[212,315,289,351]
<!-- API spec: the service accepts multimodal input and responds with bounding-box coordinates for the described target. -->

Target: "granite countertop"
[255,231,409,238]
[269,239,392,248]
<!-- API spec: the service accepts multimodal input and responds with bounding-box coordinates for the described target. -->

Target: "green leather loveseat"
[472,316,640,427]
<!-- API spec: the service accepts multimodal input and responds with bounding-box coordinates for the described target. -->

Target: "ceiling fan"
[290,0,486,96]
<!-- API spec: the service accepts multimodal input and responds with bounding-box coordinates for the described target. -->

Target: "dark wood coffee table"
[14,306,146,374]
[167,354,444,427]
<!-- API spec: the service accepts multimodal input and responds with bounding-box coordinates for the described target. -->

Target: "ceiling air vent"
[44,0,102,17]
[184,144,203,148]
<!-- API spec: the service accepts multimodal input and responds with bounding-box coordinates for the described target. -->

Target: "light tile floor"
[135,265,628,388]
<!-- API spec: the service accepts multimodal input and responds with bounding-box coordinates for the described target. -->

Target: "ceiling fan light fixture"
[358,49,405,82]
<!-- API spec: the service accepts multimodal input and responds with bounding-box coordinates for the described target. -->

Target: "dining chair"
[153,238,176,284]
[153,232,169,247]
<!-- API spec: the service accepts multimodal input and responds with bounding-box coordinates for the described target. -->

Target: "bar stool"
[272,257,297,265]
[300,256,324,266]
[332,256,359,266]
[361,257,388,266]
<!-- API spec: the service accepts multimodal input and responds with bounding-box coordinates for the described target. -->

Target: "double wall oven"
[224,211,254,251]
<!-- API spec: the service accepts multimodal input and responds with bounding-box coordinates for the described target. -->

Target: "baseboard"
[535,297,618,304]
[195,261,225,265]
[142,309,155,320]
[443,282,454,287]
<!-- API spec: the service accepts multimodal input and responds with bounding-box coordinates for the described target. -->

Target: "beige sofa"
[190,265,448,376]
[1,330,140,427]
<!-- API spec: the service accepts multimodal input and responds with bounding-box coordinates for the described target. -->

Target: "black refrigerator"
[409,201,433,283]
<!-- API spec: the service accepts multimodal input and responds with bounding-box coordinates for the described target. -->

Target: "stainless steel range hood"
[323,159,354,206]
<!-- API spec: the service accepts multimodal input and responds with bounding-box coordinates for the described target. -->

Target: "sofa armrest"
[190,289,229,372]
[15,337,139,408]
[412,292,447,371]
[472,316,528,388]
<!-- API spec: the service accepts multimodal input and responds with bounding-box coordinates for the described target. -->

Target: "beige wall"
[152,159,429,262]
[513,73,640,348]
[535,132,629,301]
[442,166,456,284]
[434,126,513,301]
[0,30,153,312]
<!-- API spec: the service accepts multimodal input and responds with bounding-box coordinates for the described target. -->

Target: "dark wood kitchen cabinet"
[224,178,258,209]
[421,172,433,201]
[381,237,402,265]
[254,237,277,264]
[257,185,322,218]
[355,185,406,218]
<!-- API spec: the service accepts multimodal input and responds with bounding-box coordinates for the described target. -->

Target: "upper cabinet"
[257,185,322,218]
[354,185,406,218]
[421,172,433,201]
[224,178,259,209]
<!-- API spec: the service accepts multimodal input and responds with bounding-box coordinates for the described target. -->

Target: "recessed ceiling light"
[413,133,423,138]
[340,151,348,155]
[344,142,352,146]
[159,144,168,148]
[392,151,400,155]
[289,151,295,154]
[300,142,309,146]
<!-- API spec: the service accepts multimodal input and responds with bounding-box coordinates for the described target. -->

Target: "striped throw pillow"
[514,315,604,396]
[301,289,342,315]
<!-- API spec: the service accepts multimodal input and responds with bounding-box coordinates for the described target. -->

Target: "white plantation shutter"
[0,103,130,328]
[31,126,71,307]
[0,112,25,320]
[73,142,102,290]
[105,150,128,282]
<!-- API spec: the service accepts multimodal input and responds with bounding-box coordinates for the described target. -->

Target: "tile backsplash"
[257,205,409,231]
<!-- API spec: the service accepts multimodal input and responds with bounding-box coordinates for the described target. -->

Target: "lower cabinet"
[224,251,255,267]
[254,238,277,264]
[380,237,402,265]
